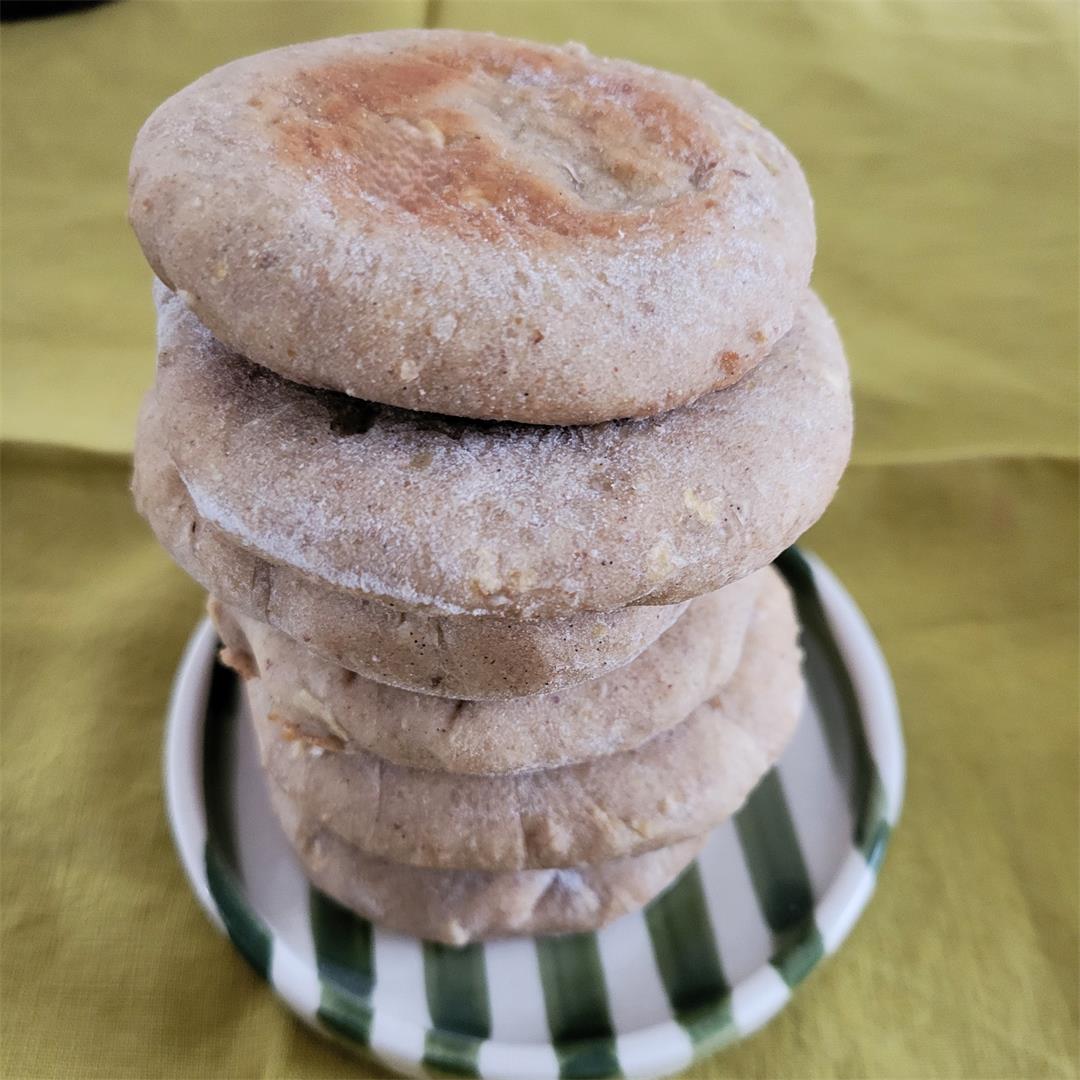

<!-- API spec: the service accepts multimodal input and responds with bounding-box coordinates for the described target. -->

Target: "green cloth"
[2,2,1076,1077]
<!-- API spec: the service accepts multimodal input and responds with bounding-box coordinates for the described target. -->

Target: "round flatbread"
[269,782,703,944]
[133,404,686,699]
[129,30,814,425]
[212,570,762,775]
[248,570,803,870]
[152,285,850,619]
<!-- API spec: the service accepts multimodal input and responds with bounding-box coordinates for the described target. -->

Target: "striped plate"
[164,548,903,1079]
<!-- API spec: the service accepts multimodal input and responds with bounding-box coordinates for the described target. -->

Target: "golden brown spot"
[716,350,742,377]
[273,715,344,753]
[218,645,257,680]
[267,42,725,243]
[409,450,434,469]
[751,329,767,344]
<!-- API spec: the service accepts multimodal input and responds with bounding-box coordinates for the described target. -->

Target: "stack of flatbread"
[129,30,851,944]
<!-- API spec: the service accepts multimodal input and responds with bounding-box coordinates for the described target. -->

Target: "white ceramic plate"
[164,549,904,1079]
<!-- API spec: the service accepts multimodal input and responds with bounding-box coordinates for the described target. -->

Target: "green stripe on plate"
[204,844,273,980]
[202,658,272,979]
[644,863,735,1047]
[536,933,621,1078]
[860,781,892,870]
[422,941,490,1077]
[734,770,824,989]
[310,888,375,1045]
[775,549,892,863]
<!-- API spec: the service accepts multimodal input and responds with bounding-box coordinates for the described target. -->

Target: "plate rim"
[164,549,905,1078]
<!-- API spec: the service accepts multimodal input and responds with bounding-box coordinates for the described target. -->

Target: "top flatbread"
[129,29,814,424]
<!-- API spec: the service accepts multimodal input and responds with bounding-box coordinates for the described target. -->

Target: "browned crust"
[266,42,739,244]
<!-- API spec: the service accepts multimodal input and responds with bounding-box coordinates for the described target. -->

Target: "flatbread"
[129,30,813,424]
[133,405,686,699]
[212,569,763,774]
[248,570,803,869]
[151,287,850,619]
[269,781,703,944]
